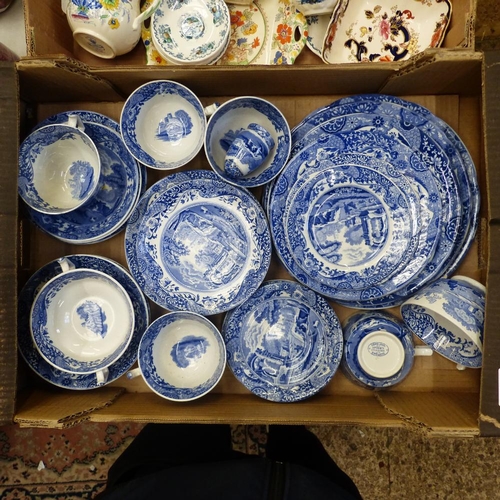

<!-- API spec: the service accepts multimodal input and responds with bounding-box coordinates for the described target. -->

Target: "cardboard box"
[2,46,499,436]
[23,0,477,67]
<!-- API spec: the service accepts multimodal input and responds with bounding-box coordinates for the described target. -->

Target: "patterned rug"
[0,423,267,499]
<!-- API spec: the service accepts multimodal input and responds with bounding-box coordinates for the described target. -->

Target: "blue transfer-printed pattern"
[292,93,479,283]
[139,312,225,401]
[401,303,482,368]
[156,110,193,142]
[121,81,205,169]
[205,97,291,188]
[33,110,120,133]
[223,280,343,402]
[126,172,271,315]
[170,335,210,368]
[18,255,149,390]
[28,123,141,244]
[68,160,95,200]
[30,269,134,374]
[341,311,415,389]
[77,301,108,338]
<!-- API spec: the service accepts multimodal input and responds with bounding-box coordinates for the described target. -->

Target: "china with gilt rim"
[322,0,452,64]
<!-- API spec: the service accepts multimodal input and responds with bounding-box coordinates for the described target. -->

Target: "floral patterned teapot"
[62,0,161,59]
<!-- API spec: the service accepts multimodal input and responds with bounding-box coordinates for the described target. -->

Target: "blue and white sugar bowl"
[342,311,432,390]
[127,312,226,402]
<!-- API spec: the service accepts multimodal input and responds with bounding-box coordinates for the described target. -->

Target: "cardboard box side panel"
[0,63,19,425]
[442,0,476,49]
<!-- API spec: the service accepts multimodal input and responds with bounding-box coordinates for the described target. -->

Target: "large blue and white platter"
[223,280,343,402]
[126,172,271,315]
[18,255,150,390]
[292,94,479,280]
[27,123,142,244]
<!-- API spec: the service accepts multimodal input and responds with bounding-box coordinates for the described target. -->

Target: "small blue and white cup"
[342,311,432,390]
[30,257,135,385]
[127,312,226,402]
[224,123,275,178]
[18,115,101,215]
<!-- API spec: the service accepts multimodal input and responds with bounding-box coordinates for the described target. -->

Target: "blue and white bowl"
[30,262,135,375]
[400,277,485,368]
[27,122,142,244]
[121,80,207,170]
[19,123,101,214]
[205,96,291,188]
[342,311,419,390]
[128,312,226,402]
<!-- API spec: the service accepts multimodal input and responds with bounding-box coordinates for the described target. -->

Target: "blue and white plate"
[18,255,150,390]
[342,311,415,389]
[292,94,479,279]
[27,123,142,244]
[34,110,121,134]
[284,162,416,289]
[223,280,343,402]
[128,174,271,315]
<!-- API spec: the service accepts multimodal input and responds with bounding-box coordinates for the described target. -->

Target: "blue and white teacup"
[18,115,101,215]
[342,311,432,390]
[224,123,275,178]
[30,257,135,385]
[127,312,226,402]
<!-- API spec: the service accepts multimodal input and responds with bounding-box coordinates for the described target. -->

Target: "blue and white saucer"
[342,311,415,389]
[223,280,343,402]
[127,172,271,315]
[18,255,150,390]
[27,123,142,244]
[34,110,121,134]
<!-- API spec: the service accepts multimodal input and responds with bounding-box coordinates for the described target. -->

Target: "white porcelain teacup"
[30,257,135,385]
[62,0,161,59]
[18,115,101,215]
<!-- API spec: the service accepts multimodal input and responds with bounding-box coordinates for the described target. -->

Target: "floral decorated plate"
[128,175,271,315]
[305,13,331,57]
[27,123,142,244]
[17,255,150,390]
[223,280,343,402]
[322,0,452,64]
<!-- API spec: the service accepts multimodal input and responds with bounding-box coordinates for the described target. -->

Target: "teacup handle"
[57,257,76,273]
[61,0,69,13]
[127,367,142,380]
[96,368,110,386]
[204,103,220,118]
[66,114,85,132]
[132,0,161,30]
[414,346,433,357]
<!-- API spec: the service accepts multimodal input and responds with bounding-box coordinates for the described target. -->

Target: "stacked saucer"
[269,94,479,308]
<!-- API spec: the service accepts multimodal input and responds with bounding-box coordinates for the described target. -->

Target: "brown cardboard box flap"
[14,387,125,428]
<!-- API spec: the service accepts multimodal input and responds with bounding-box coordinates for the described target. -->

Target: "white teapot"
[62,0,161,59]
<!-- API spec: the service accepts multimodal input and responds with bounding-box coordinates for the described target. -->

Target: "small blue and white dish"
[128,173,271,315]
[127,312,226,402]
[19,123,101,215]
[342,311,429,390]
[121,80,207,170]
[30,262,135,376]
[27,123,142,244]
[223,280,343,402]
[18,254,150,390]
[34,110,121,134]
[400,277,485,369]
[205,96,291,188]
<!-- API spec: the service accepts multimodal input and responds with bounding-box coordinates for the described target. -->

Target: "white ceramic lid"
[357,331,405,379]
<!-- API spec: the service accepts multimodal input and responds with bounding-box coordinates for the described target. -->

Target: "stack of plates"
[269,94,480,309]
[125,170,271,316]
[27,111,146,244]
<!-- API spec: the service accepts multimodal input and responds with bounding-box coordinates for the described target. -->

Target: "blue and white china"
[452,275,486,305]
[18,255,150,390]
[283,161,417,291]
[19,120,101,215]
[223,280,343,402]
[342,311,431,390]
[30,258,135,376]
[205,96,291,188]
[128,312,226,401]
[121,80,207,170]
[305,14,331,57]
[401,277,485,368]
[34,110,120,133]
[292,93,479,280]
[151,0,230,65]
[295,0,338,16]
[27,123,142,244]
[224,123,275,178]
[126,172,271,315]
[62,0,161,59]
